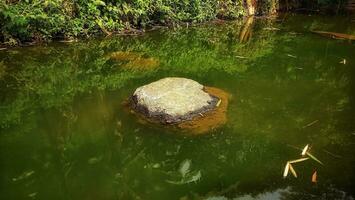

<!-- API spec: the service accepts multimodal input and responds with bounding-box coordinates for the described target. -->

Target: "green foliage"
[0,0,249,45]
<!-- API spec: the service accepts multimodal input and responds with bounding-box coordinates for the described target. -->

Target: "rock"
[130,77,219,124]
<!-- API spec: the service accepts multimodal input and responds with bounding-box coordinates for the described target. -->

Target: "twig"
[302,120,319,128]
[322,149,341,158]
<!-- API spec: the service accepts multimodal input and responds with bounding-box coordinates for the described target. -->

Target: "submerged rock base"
[130,77,219,124]
[178,86,229,134]
[128,77,229,134]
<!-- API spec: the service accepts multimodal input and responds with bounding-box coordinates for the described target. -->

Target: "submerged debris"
[12,170,35,182]
[166,159,201,185]
[339,59,346,65]
[123,57,159,70]
[263,27,280,31]
[28,192,37,198]
[311,30,355,41]
[109,51,160,70]
[287,54,297,58]
[235,55,248,59]
[302,120,319,128]
[179,159,191,177]
[109,51,141,61]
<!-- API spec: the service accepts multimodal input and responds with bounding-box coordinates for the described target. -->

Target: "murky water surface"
[1,14,355,200]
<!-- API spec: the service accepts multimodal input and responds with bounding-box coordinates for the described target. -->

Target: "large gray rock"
[131,77,219,124]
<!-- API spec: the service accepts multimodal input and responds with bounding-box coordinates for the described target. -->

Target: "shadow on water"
[0,14,355,199]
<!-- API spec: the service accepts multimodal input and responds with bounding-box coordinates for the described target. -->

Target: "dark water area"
[0,14,355,200]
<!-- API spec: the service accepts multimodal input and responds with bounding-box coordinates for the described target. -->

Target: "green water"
[1,14,355,200]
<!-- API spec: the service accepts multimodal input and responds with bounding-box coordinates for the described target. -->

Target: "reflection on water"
[0,14,355,199]
[239,16,254,43]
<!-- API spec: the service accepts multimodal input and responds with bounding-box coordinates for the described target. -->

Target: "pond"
[0,14,355,200]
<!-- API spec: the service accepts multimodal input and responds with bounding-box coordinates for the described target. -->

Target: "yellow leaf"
[301,144,309,156]
[283,162,290,178]
[289,164,297,178]
[288,157,309,164]
[216,99,222,107]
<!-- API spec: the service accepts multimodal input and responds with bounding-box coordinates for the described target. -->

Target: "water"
[1,14,355,200]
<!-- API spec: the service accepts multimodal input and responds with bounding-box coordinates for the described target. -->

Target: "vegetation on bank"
[0,0,246,45]
[0,0,348,46]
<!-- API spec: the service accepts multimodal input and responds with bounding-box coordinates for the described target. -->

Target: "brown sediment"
[109,51,141,61]
[178,86,230,134]
[109,51,160,70]
[311,31,355,41]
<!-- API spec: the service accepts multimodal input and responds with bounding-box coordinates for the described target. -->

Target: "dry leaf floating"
[283,162,290,178]
[312,171,317,183]
[301,144,309,156]
[289,164,298,178]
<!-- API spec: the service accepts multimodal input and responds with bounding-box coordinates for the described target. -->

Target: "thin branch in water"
[322,149,342,158]
[302,120,319,128]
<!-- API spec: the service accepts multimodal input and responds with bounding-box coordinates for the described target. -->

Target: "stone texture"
[131,77,219,123]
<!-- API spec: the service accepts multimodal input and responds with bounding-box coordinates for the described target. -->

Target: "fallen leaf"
[216,99,222,107]
[179,159,191,177]
[283,162,290,178]
[301,144,309,156]
[312,171,317,183]
[288,157,309,164]
[287,54,297,58]
[235,55,247,59]
[289,164,297,178]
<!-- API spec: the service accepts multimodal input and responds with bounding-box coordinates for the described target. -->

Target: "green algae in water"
[0,14,355,199]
